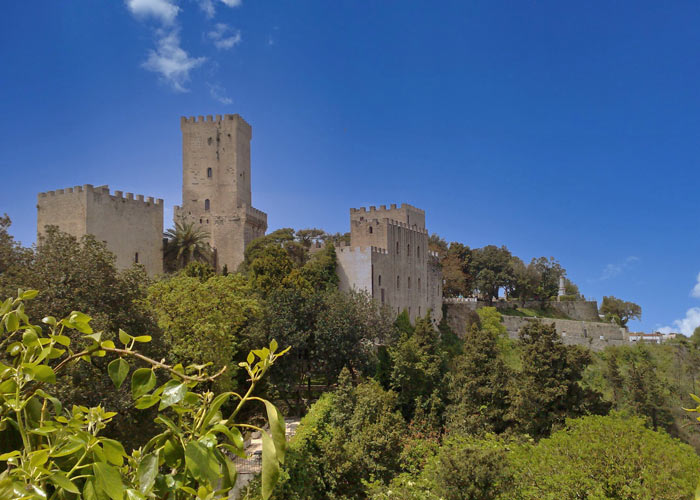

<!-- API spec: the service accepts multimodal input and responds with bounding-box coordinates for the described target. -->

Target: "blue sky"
[1,1,699,334]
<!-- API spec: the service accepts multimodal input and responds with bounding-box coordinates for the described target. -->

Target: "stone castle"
[36,114,442,323]
[336,204,443,324]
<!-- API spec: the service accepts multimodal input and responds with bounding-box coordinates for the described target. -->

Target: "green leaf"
[93,462,125,500]
[119,329,131,346]
[137,453,158,494]
[270,339,278,352]
[5,312,19,332]
[53,334,70,346]
[221,455,237,489]
[200,392,232,430]
[36,389,62,415]
[263,399,286,464]
[20,290,38,300]
[42,316,57,326]
[108,358,129,389]
[163,439,184,467]
[50,471,80,494]
[133,335,152,343]
[25,364,56,384]
[134,394,160,409]
[125,490,147,500]
[29,449,49,468]
[102,438,126,466]
[211,424,244,450]
[21,328,38,346]
[131,368,156,399]
[158,381,187,410]
[0,450,20,460]
[690,393,700,404]
[185,441,220,487]
[261,431,280,500]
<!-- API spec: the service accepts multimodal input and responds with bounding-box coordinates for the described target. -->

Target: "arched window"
[204,199,210,211]
[369,226,373,234]
[134,252,139,263]
[207,168,212,178]
[396,241,399,255]
[397,275,400,289]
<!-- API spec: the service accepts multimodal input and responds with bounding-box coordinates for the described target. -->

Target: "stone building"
[36,185,164,275]
[335,203,443,324]
[174,114,267,272]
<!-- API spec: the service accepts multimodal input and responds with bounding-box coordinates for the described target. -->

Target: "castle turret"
[175,114,267,271]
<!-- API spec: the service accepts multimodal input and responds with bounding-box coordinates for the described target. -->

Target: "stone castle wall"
[443,298,600,322]
[37,185,163,275]
[176,114,267,271]
[445,302,627,351]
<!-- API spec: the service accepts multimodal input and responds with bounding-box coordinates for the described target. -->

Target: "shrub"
[0,290,287,499]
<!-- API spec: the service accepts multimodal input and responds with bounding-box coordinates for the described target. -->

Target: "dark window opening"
[134,252,139,263]
[207,167,212,178]
[378,275,382,286]
[369,226,373,234]
[397,275,400,289]
[417,246,421,258]
[407,243,411,256]
[205,199,210,211]
[408,277,411,289]
[396,241,399,255]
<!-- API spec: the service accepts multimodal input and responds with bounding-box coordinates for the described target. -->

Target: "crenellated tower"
[174,114,267,271]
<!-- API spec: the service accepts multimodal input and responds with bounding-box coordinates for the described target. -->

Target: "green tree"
[509,413,700,500]
[1,227,162,449]
[445,323,512,435]
[389,315,445,422]
[163,221,213,271]
[509,321,608,438]
[315,290,395,385]
[263,372,407,500]
[600,295,642,327]
[0,215,32,298]
[471,246,514,304]
[145,273,260,392]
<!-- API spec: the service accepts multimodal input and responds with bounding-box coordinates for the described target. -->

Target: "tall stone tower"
[174,114,267,271]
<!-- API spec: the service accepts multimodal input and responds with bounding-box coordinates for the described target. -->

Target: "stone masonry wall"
[445,302,627,351]
[37,185,164,275]
[443,298,599,322]
[177,114,267,272]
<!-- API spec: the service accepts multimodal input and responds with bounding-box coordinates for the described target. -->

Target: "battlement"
[38,184,163,207]
[350,217,428,235]
[180,114,245,124]
[350,203,424,215]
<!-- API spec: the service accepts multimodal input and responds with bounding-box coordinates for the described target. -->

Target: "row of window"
[366,227,422,258]
[377,274,421,290]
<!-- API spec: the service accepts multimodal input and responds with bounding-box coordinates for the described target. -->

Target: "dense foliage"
[428,235,579,303]
[0,291,287,499]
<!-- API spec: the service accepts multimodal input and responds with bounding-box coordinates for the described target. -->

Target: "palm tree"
[163,221,214,271]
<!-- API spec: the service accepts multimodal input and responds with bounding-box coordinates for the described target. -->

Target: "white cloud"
[658,307,700,336]
[597,256,639,281]
[691,272,700,299]
[125,0,179,25]
[207,23,242,50]
[208,83,232,104]
[197,0,216,18]
[143,30,206,92]
[220,0,242,7]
